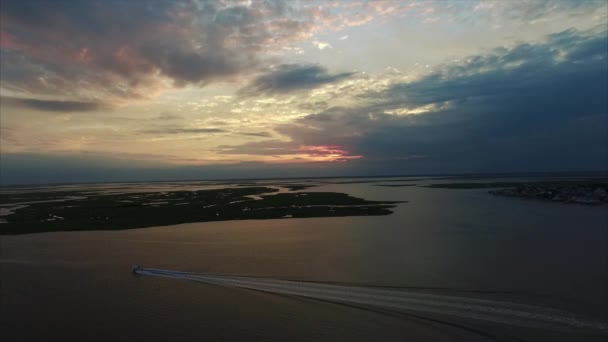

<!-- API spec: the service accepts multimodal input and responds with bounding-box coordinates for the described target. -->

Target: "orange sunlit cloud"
[298,145,362,162]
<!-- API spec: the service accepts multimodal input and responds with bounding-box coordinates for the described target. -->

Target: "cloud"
[225,29,608,173]
[0,151,358,185]
[217,140,299,156]
[156,112,183,120]
[0,0,344,101]
[380,28,608,113]
[2,0,605,103]
[216,139,360,162]
[238,132,273,138]
[140,128,227,134]
[239,64,355,96]
[142,129,273,138]
[468,0,607,23]
[312,40,332,50]
[2,96,105,112]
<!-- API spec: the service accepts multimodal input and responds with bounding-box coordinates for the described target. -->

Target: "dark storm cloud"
[0,0,323,100]
[2,96,105,112]
[226,29,608,173]
[240,64,355,96]
[381,29,608,111]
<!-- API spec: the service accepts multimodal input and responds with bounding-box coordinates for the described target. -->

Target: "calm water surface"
[1,178,607,341]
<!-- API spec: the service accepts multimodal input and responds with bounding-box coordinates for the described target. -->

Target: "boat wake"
[133,266,607,335]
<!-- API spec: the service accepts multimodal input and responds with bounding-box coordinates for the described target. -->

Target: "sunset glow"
[0,0,606,184]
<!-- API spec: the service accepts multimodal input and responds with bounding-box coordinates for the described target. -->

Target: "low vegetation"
[0,186,403,235]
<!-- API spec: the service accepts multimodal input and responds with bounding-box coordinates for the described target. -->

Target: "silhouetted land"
[330,179,425,184]
[425,179,608,205]
[374,184,418,187]
[489,183,607,205]
[0,186,403,235]
[423,179,608,189]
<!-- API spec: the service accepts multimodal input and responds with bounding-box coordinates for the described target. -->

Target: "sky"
[0,0,607,185]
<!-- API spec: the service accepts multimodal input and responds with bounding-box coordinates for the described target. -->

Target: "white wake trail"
[134,267,608,335]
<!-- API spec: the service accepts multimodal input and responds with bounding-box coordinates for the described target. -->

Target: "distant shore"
[489,183,608,205]
[422,178,608,205]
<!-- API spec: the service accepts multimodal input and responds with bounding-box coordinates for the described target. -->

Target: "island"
[0,185,404,235]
